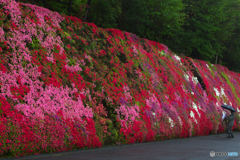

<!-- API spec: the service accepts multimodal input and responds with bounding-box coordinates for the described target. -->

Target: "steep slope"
[0,0,239,158]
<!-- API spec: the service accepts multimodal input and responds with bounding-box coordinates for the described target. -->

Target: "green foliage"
[220,1,240,72]
[180,0,224,60]
[87,0,122,28]
[16,0,88,19]
[179,0,240,69]
[68,57,76,66]
[221,72,240,103]
[26,37,40,50]
[118,0,185,50]
[44,0,69,15]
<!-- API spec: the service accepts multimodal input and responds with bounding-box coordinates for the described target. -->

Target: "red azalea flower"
[92,28,97,34]
[80,94,86,100]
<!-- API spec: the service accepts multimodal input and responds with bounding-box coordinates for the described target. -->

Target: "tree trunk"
[215,54,218,64]
[68,0,73,14]
[219,57,222,65]
[84,0,92,22]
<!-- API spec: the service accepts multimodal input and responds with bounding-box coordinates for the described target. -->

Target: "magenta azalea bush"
[0,0,240,158]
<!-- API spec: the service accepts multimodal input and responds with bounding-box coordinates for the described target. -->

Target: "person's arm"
[223,116,229,125]
[224,116,229,120]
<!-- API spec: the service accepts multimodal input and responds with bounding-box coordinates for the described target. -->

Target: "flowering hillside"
[0,0,240,158]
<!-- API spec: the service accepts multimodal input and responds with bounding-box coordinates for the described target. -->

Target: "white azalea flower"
[190,111,198,124]
[174,55,183,65]
[175,55,181,61]
[184,74,189,81]
[192,102,198,110]
[192,102,200,117]
[213,87,220,97]
[221,87,225,96]
[168,117,174,128]
[178,116,182,126]
[192,77,198,85]
[206,64,211,70]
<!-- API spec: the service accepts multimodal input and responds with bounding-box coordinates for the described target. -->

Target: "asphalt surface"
[2,131,240,160]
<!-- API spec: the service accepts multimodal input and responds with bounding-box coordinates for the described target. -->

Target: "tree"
[117,0,185,50]
[16,0,88,19]
[86,0,122,28]
[84,0,92,22]
[221,0,240,72]
[180,0,234,63]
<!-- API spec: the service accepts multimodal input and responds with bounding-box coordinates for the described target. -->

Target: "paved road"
[2,131,240,160]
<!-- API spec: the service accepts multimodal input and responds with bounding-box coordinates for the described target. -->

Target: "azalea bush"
[0,0,240,158]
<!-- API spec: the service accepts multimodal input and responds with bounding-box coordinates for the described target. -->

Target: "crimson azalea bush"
[0,0,240,158]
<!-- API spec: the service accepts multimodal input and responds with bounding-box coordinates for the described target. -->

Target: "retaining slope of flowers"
[0,0,240,158]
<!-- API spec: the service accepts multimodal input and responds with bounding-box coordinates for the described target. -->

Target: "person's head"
[226,110,231,116]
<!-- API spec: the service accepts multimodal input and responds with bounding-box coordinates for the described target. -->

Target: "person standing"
[223,111,235,138]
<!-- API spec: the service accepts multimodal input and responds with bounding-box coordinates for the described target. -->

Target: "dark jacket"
[224,114,234,128]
